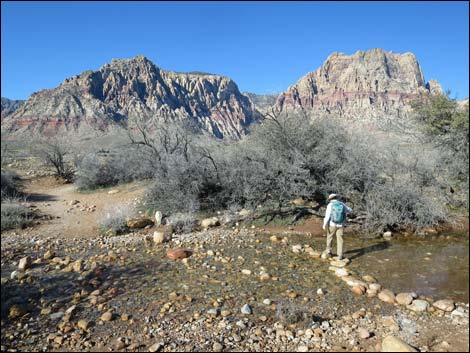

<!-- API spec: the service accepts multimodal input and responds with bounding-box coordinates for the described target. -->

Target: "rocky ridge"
[276,48,444,121]
[2,56,260,139]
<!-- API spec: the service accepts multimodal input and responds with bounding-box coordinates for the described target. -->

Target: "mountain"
[1,56,261,139]
[242,92,279,114]
[1,98,24,119]
[276,48,443,121]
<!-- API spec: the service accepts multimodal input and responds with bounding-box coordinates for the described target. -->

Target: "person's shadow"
[345,241,390,260]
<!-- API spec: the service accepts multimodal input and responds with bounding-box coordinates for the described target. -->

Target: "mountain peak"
[276,49,440,120]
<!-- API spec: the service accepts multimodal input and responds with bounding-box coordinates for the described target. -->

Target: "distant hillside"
[243,92,279,114]
[1,97,25,119]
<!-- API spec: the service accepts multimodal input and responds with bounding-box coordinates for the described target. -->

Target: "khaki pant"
[326,225,344,257]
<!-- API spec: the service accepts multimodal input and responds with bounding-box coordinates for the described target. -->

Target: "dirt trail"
[20,176,148,239]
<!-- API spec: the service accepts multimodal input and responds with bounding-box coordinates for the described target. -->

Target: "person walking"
[321,194,352,260]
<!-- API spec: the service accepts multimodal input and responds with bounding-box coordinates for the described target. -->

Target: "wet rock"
[18,256,32,271]
[241,304,252,315]
[432,299,455,312]
[381,336,418,352]
[407,299,429,312]
[166,248,191,260]
[378,289,396,304]
[396,293,414,306]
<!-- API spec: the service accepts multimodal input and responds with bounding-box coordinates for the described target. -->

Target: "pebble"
[358,328,371,339]
[18,256,32,271]
[77,319,89,330]
[101,311,113,321]
[213,342,223,352]
[263,299,272,305]
[241,304,252,315]
[297,345,309,352]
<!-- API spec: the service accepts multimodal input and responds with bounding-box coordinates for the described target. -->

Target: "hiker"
[321,194,352,260]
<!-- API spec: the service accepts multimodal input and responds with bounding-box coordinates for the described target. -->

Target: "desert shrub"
[140,111,450,233]
[98,204,134,235]
[362,181,446,234]
[74,153,119,190]
[1,198,33,231]
[30,136,75,182]
[1,170,22,199]
[411,93,469,210]
[166,212,198,234]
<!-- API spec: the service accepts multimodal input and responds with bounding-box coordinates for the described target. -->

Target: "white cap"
[328,194,337,201]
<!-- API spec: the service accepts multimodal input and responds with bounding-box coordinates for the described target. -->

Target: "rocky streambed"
[1,226,469,352]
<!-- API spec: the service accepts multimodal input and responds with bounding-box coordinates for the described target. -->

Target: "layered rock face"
[276,49,443,120]
[2,56,260,139]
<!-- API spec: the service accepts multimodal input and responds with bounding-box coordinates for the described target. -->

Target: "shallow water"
[310,232,469,303]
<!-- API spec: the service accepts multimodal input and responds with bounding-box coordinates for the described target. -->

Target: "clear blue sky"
[1,1,469,100]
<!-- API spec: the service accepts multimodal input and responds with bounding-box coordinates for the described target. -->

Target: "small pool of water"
[310,232,469,303]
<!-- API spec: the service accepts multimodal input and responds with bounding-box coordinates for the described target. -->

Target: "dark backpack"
[330,201,345,223]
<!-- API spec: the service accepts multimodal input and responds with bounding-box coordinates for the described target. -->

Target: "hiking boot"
[321,251,331,259]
